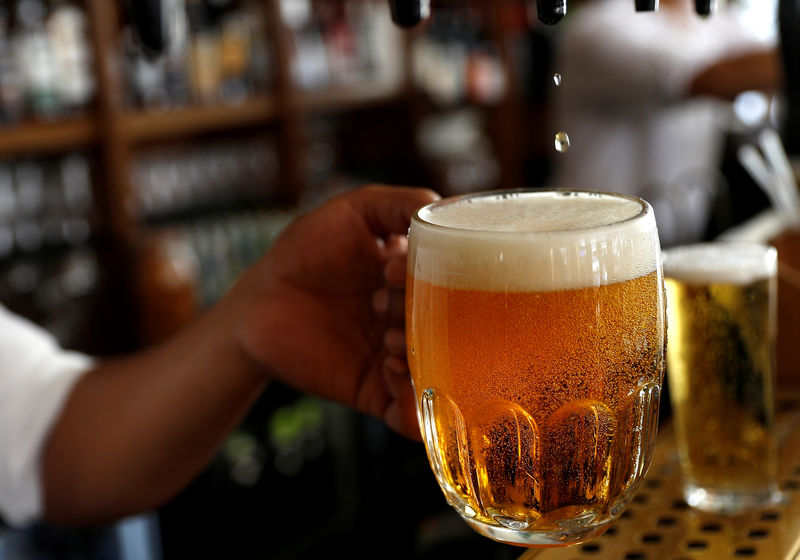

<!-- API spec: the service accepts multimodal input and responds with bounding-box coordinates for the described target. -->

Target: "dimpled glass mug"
[406,189,666,547]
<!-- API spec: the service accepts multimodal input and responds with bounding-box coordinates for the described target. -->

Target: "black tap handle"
[695,0,715,16]
[537,0,567,25]
[780,0,800,154]
[127,0,169,56]
[635,0,658,11]
[388,0,431,28]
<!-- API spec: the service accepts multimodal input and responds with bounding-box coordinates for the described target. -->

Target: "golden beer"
[407,190,665,547]
[664,243,780,513]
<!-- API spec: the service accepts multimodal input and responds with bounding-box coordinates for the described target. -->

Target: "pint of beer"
[406,190,666,547]
[663,243,781,514]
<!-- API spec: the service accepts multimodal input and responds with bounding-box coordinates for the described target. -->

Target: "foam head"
[409,190,660,292]
[662,243,777,285]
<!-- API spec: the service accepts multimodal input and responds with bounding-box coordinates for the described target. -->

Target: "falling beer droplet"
[555,131,570,153]
[553,73,562,86]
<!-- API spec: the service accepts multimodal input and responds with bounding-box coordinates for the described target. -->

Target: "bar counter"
[519,389,800,560]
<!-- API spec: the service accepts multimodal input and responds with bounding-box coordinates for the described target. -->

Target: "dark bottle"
[779,0,800,155]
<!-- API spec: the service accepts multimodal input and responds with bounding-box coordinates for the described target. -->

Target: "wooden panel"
[124,96,278,143]
[299,82,404,114]
[0,118,97,158]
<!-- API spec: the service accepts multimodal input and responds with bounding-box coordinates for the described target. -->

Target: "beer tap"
[694,0,716,17]
[635,0,659,11]
[387,0,431,28]
[126,0,183,58]
[386,0,719,28]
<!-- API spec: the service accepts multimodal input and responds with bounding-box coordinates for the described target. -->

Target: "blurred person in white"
[0,185,437,528]
[551,0,781,246]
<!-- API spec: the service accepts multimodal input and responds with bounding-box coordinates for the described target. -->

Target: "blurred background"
[0,0,794,558]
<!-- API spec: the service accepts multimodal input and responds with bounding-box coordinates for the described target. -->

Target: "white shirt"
[0,304,91,527]
[550,0,769,245]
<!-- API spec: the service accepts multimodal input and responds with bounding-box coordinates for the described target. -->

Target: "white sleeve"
[0,305,92,527]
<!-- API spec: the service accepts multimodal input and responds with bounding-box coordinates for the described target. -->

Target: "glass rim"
[662,242,778,266]
[662,241,777,283]
[662,241,777,257]
[411,188,652,236]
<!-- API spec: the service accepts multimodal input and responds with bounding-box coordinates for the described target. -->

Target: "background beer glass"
[663,243,781,514]
[406,190,666,547]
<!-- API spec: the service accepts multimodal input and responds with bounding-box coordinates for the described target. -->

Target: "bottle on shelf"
[47,0,94,115]
[286,0,403,92]
[0,3,24,123]
[125,0,271,111]
[12,0,60,120]
[411,5,507,107]
[0,0,94,122]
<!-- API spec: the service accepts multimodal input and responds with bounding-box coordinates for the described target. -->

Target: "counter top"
[520,390,800,560]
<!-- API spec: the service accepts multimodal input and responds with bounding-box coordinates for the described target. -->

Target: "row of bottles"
[123,0,272,111]
[0,0,93,122]
[0,246,100,348]
[0,152,93,259]
[129,135,279,222]
[0,151,100,351]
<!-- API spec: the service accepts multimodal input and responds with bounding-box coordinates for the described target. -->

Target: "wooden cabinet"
[0,0,550,348]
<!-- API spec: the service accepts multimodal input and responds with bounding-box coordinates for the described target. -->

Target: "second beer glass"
[406,190,666,547]
[663,243,780,514]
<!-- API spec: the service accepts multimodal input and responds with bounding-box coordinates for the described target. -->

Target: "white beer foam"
[662,243,777,285]
[410,191,660,292]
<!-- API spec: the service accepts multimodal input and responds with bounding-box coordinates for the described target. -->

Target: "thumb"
[345,185,440,239]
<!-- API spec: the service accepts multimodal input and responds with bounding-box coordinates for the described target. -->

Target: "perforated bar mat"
[520,397,800,560]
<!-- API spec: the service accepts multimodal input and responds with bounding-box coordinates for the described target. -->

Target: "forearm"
[689,48,782,101]
[42,288,267,526]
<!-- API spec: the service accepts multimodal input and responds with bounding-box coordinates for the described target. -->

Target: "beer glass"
[663,243,781,514]
[406,190,666,547]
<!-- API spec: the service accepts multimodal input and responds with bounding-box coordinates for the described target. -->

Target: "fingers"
[372,287,406,324]
[382,356,421,441]
[383,328,406,355]
[345,185,440,239]
[384,234,408,260]
[384,400,422,442]
[384,253,407,287]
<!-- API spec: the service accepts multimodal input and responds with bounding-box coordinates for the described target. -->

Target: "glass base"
[463,515,613,548]
[684,482,782,515]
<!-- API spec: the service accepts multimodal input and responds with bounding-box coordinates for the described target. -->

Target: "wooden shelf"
[299,81,405,114]
[0,117,97,157]
[123,95,278,143]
